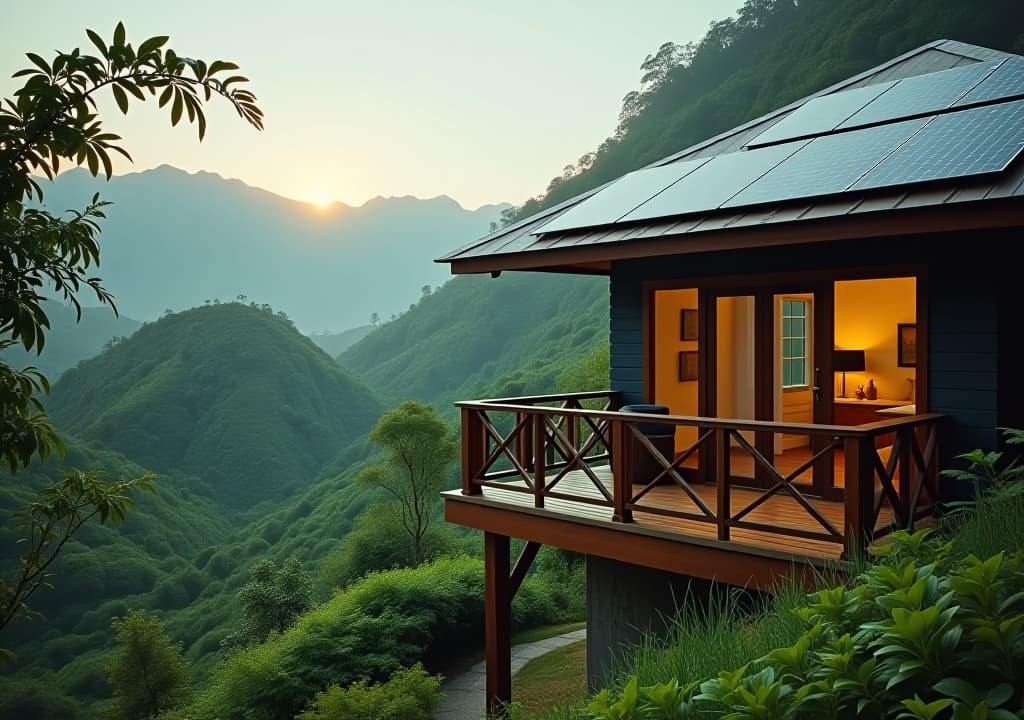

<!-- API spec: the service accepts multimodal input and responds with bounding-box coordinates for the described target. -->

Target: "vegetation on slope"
[511,0,1024,223]
[338,272,607,409]
[49,303,383,512]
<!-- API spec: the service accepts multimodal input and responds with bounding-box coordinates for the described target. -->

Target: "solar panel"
[621,139,809,221]
[839,61,998,129]
[535,157,710,234]
[955,57,1024,106]
[853,99,1024,190]
[724,117,929,207]
[747,82,896,147]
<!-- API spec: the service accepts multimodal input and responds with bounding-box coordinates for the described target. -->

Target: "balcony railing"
[457,391,947,555]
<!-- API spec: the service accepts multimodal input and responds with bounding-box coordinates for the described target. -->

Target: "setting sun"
[308,194,333,210]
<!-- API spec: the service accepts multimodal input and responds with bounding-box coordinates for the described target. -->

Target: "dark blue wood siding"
[610,270,644,404]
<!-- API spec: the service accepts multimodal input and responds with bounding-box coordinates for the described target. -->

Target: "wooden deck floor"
[465,466,903,562]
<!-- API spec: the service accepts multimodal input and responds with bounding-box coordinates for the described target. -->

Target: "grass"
[512,639,587,717]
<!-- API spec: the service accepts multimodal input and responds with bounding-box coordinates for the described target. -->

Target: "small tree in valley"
[357,401,457,565]
[222,556,312,651]
[103,609,191,720]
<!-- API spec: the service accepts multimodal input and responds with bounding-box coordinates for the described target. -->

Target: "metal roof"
[439,40,1023,274]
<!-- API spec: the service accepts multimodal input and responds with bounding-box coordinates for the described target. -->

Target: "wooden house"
[435,40,1024,715]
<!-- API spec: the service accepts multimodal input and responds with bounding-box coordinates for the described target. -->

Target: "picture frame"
[897,323,917,367]
[678,350,699,382]
[680,308,698,341]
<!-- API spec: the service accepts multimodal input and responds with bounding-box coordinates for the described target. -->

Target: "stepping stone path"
[434,628,587,720]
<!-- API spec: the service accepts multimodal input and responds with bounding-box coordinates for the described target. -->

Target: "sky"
[1,0,739,209]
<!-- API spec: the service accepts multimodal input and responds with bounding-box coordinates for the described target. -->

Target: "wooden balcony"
[447,390,947,589]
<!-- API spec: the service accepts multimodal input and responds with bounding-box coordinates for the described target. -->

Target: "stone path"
[435,628,587,720]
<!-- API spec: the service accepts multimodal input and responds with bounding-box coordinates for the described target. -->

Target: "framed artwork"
[680,308,698,341]
[678,350,699,382]
[897,323,917,367]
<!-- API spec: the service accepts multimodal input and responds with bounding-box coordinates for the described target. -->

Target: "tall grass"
[946,493,1024,559]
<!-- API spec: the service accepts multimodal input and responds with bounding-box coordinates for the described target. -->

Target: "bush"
[295,664,443,720]
[181,556,486,720]
[587,531,1024,720]
[315,502,459,594]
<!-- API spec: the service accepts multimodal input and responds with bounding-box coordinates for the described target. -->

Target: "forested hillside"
[48,303,382,512]
[511,0,1024,222]
[338,272,608,409]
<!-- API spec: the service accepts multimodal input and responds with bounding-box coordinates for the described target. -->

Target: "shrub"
[587,530,1024,720]
[295,663,443,720]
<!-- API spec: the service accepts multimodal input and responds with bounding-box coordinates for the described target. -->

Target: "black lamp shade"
[833,349,866,372]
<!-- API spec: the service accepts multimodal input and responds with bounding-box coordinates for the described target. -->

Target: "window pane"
[793,359,806,385]
[783,338,792,358]
[792,318,805,338]
[783,300,793,315]
[783,361,792,387]
[792,339,805,358]
[793,300,807,318]
[783,318,793,337]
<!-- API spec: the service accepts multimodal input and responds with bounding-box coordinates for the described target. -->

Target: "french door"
[699,281,835,495]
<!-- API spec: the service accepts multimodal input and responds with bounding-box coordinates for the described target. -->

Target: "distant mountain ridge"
[36,165,508,332]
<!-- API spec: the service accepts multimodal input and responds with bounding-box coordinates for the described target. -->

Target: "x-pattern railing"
[457,392,947,555]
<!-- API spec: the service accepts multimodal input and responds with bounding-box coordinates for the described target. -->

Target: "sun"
[308,193,334,210]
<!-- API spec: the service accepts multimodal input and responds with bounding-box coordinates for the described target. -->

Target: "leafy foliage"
[0,469,154,660]
[1,22,261,470]
[222,557,312,652]
[295,663,443,720]
[585,531,1024,720]
[101,610,191,720]
[357,401,457,564]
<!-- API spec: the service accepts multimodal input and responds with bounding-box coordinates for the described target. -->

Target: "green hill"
[48,303,383,512]
[310,324,374,356]
[338,272,608,409]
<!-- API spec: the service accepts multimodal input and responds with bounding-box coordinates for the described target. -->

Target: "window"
[781,299,809,388]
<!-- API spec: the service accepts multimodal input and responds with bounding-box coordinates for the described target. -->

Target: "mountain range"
[35,165,507,332]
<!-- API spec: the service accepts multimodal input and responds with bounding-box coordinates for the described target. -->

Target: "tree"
[357,401,458,565]
[221,557,312,651]
[1,22,262,472]
[0,469,155,661]
[370,312,380,327]
[103,609,191,720]
[296,664,443,720]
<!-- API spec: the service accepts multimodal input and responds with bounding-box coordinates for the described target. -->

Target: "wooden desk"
[833,398,904,447]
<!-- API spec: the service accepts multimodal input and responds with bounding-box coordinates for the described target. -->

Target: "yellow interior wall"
[834,277,916,401]
[652,288,699,447]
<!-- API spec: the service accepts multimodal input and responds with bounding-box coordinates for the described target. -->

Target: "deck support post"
[715,428,731,541]
[843,435,875,557]
[533,414,546,508]
[484,532,512,718]
[462,407,485,495]
[611,419,633,523]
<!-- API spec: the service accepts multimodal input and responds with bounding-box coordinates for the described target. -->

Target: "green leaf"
[171,90,183,126]
[137,35,169,56]
[111,83,129,115]
[25,52,51,74]
[113,21,126,47]
[86,29,109,57]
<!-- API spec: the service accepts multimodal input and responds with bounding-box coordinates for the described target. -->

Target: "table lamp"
[833,349,865,398]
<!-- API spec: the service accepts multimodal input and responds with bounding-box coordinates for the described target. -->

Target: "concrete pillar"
[585,555,756,690]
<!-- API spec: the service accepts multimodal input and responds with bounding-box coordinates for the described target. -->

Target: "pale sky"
[1,0,739,209]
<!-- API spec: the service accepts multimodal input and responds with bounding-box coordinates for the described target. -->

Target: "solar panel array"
[747,81,895,147]
[955,57,1024,106]
[537,157,709,234]
[853,99,1024,189]
[532,57,1024,237]
[726,118,927,208]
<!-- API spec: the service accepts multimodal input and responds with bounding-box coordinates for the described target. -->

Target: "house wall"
[608,232,1013,456]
